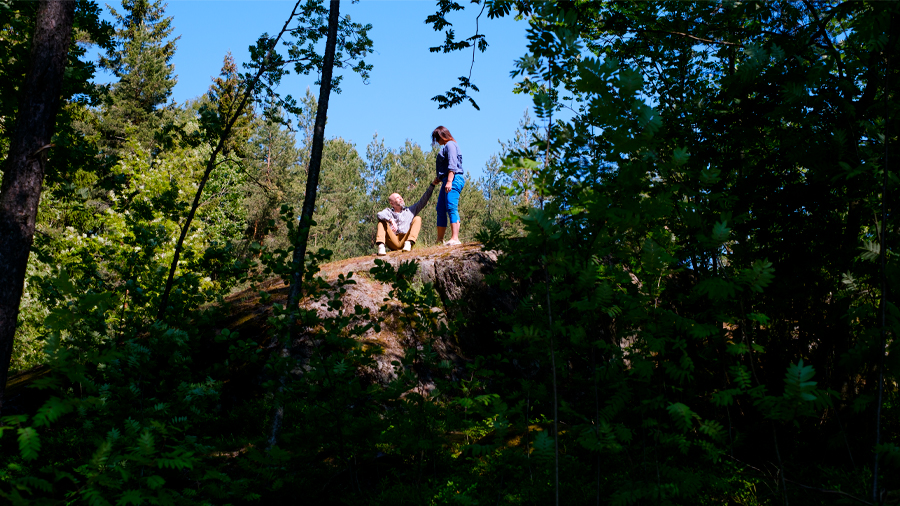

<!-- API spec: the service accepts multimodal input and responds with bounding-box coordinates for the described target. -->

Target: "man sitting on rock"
[375,180,438,255]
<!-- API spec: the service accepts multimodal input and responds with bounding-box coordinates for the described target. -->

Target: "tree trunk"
[0,0,76,415]
[269,0,340,447]
[289,0,340,296]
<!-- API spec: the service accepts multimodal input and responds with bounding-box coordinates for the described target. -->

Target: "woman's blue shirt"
[435,141,464,180]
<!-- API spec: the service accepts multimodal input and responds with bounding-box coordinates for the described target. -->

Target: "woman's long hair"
[432,126,455,144]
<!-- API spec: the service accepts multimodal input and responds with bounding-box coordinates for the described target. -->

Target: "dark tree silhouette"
[0,0,76,414]
[269,0,342,448]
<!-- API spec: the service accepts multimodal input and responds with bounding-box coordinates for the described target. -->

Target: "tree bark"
[0,0,76,415]
[269,0,340,448]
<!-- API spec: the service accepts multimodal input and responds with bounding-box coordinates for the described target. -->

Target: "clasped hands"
[433,177,452,194]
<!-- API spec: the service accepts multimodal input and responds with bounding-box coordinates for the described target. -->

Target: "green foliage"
[242,103,306,252]
[425,1,900,503]
[4,1,899,504]
[98,0,178,153]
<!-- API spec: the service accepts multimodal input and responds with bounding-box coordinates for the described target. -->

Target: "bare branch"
[640,28,742,47]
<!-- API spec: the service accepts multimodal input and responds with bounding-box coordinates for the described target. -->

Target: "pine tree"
[99,0,178,154]
[203,52,253,158]
[243,107,305,251]
[292,88,373,259]
[496,109,539,209]
[463,111,537,236]
[312,137,370,259]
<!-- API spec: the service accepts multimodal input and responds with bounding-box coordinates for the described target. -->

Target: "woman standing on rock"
[431,126,465,245]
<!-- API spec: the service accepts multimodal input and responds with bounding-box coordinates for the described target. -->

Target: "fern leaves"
[783,359,818,402]
[16,427,40,461]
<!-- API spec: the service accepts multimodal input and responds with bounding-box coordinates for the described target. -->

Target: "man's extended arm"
[407,183,436,217]
[376,208,393,222]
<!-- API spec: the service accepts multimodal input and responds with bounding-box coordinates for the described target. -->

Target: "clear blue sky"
[96,0,536,179]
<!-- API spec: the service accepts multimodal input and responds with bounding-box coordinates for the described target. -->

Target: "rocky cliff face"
[220,243,512,386]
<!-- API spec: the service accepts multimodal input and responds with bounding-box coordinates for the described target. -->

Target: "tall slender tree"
[0,0,76,414]
[270,0,343,448]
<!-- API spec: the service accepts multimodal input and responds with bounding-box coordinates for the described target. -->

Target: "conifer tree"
[289,88,366,258]
[203,52,253,158]
[312,137,369,258]
[243,106,305,250]
[99,0,178,153]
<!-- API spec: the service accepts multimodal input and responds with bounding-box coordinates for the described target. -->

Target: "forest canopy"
[0,1,897,505]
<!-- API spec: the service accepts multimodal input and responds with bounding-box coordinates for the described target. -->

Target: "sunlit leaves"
[32,397,74,428]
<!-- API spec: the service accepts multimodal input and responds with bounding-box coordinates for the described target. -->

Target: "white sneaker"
[376,243,386,256]
[444,239,461,246]
[402,241,412,252]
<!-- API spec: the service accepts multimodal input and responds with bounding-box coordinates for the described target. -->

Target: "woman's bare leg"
[449,222,460,242]
[437,226,446,242]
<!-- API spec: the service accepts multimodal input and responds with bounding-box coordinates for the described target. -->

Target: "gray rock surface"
[223,243,511,385]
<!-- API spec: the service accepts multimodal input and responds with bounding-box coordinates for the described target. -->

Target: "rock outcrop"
[220,242,512,386]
